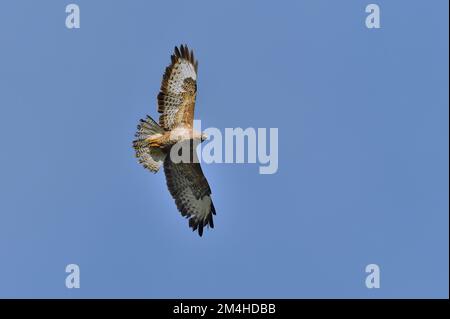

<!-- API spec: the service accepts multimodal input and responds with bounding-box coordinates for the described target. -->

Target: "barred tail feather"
[133,115,166,173]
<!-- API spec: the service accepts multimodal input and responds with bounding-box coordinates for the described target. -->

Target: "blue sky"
[0,0,448,298]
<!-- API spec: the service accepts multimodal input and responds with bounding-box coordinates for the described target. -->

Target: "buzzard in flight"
[133,45,215,236]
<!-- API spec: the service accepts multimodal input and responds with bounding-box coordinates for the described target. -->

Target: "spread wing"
[158,44,198,130]
[163,149,215,237]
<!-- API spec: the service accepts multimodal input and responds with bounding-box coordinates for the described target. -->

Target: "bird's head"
[200,132,208,142]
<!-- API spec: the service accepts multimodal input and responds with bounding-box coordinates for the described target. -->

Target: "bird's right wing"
[157,45,198,130]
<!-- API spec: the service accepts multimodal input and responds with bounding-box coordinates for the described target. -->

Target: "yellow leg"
[145,136,163,148]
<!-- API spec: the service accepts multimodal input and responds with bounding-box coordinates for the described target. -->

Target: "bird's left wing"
[163,154,215,237]
[158,44,198,130]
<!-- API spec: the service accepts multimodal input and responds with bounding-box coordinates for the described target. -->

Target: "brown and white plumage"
[164,150,215,236]
[158,45,198,130]
[133,45,215,236]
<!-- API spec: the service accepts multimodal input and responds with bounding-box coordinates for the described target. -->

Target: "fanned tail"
[133,115,166,173]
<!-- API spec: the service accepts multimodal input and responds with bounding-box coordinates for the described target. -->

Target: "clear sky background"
[0,0,448,298]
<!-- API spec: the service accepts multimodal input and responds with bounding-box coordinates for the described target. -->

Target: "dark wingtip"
[198,223,204,237]
[209,214,214,229]
[188,217,206,237]
[174,46,181,57]
[211,202,216,215]
[172,44,198,71]
[179,45,183,56]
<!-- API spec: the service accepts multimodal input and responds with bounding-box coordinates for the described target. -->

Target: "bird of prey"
[133,45,216,237]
